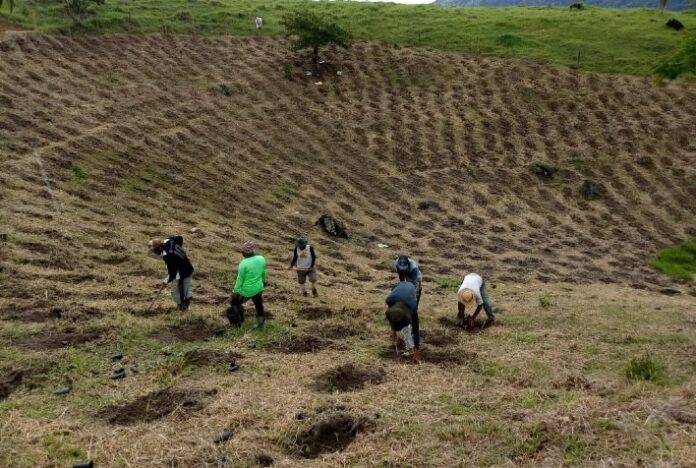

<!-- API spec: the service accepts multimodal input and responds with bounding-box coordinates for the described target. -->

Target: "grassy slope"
[1,0,695,75]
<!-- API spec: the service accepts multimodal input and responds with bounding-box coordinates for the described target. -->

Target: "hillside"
[435,0,693,11]
[1,34,695,466]
[0,0,694,76]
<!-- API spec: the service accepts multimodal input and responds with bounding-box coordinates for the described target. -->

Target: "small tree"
[63,0,105,25]
[659,0,668,11]
[282,11,350,76]
[0,0,16,14]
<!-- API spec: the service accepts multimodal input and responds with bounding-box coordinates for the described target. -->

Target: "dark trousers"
[230,292,264,318]
[411,308,420,349]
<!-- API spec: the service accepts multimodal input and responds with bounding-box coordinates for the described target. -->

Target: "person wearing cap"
[229,240,268,328]
[148,236,194,311]
[395,256,423,306]
[288,237,318,297]
[385,281,421,364]
[457,272,495,328]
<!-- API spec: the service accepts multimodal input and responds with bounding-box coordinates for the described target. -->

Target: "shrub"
[655,36,696,80]
[0,0,16,14]
[625,353,667,384]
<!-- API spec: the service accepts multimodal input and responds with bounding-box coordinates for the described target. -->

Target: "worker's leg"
[480,281,495,318]
[251,292,265,327]
[411,309,420,349]
[309,270,318,296]
[181,275,192,310]
[297,270,307,296]
[171,274,182,307]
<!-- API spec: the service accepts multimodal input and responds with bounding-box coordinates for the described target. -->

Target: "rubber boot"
[254,316,265,329]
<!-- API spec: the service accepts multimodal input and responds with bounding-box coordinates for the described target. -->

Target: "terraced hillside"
[0,34,695,467]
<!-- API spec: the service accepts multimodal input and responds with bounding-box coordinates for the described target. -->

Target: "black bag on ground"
[226,303,245,327]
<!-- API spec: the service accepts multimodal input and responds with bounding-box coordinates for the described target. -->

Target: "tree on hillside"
[0,0,16,14]
[281,11,350,77]
[63,0,105,25]
[659,0,668,10]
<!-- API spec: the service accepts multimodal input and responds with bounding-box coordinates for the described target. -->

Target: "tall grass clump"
[625,353,667,384]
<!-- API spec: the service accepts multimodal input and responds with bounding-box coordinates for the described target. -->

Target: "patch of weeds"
[592,418,619,432]
[496,33,524,48]
[433,276,460,292]
[636,155,653,167]
[650,238,696,281]
[625,353,667,384]
[571,157,586,171]
[466,166,479,180]
[539,293,554,308]
[560,434,591,461]
[43,432,86,463]
[513,422,552,458]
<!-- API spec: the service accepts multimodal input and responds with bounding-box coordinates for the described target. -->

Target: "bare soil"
[304,322,366,339]
[420,328,458,347]
[183,349,241,367]
[148,320,225,342]
[97,388,213,425]
[0,370,25,400]
[295,412,374,458]
[266,334,339,354]
[11,327,104,350]
[313,362,386,392]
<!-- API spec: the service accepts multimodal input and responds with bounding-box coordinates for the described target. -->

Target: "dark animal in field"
[569,3,584,9]
[666,19,684,31]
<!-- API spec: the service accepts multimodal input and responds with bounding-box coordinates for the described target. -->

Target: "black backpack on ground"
[226,303,245,327]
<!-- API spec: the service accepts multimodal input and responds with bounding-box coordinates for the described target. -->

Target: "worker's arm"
[163,255,177,284]
[288,248,297,269]
[232,264,245,295]
[309,246,316,270]
[471,305,483,321]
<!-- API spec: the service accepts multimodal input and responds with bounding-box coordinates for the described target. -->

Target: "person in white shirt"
[457,272,495,328]
[255,16,263,30]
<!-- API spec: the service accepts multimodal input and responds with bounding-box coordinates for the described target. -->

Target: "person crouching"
[385,281,421,364]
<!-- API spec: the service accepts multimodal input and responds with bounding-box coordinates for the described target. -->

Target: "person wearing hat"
[457,272,495,328]
[395,255,423,306]
[288,237,318,297]
[229,239,267,328]
[148,236,194,311]
[385,281,421,364]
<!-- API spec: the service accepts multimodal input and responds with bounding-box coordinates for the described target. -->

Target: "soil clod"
[98,388,210,425]
[313,363,386,392]
[0,370,25,400]
[296,412,374,458]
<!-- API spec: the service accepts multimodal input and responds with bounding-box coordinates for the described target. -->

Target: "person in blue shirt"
[395,255,422,307]
[385,281,421,364]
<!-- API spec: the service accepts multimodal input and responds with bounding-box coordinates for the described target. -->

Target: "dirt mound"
[295,412,374,458]
[421,329,458,347]
[378,346,477,367]
[313,363,386,392]
[98,388,213,425]
[11,327,104,350]
[304,322,365,339]
[149,320,225,342]
[298,307,334,320]
[554,375,592,390]
[267,334,338,353]
[0,370,26,400]
[183,349,241,367]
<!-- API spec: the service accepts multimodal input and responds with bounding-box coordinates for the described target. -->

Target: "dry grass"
[0,34,695,466]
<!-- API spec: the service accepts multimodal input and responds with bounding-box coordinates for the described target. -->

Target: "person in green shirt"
[228,239,268,328]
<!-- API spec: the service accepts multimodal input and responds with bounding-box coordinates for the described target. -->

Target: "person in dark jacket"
[385,281,421,364]
[288,237,318,297]
[395,255,423,307]
[149,236,194,311]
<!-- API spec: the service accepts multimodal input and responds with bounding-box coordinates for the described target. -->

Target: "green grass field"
[651,238,696,281]
[1,0,695,76]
